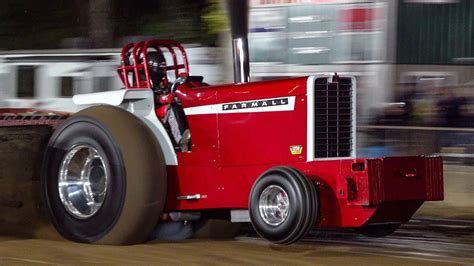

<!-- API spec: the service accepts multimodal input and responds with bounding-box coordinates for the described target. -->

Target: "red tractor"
[29,38,442,245]
[0,1,443,245]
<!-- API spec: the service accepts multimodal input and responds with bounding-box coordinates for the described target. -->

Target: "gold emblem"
[290,145,303,155]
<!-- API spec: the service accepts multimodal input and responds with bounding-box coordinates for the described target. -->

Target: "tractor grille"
[314,77,353,158]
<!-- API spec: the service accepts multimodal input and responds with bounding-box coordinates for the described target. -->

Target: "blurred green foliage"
[138,0,213,46]
[202,0,228,36]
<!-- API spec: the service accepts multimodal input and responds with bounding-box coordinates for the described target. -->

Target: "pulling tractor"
[1,38,443,245]
[0,0,443,245]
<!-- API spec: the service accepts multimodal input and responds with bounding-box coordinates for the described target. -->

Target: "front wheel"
[249,167,318,245]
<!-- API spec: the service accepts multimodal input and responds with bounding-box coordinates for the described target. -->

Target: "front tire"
[41,106,167,245]
[249,167,318,245]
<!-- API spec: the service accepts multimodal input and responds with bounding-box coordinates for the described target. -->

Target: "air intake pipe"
[226,0,250,83]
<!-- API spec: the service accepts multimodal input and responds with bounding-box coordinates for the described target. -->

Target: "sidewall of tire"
[42,106,167,245]
[249,167,318,244]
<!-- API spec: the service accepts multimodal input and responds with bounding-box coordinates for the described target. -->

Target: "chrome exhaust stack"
[226,0,250,83]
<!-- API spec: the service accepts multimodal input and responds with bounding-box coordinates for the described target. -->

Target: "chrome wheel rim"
[258,185,290,226]
[58,145,108,219]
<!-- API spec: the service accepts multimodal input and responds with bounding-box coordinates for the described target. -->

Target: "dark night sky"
[0,0,209,50]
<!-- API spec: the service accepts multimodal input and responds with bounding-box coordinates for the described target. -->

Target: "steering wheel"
[170,74,189,93]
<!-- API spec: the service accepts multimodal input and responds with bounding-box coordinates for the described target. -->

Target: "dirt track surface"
[0,237,460,265]
[1,217,473,265]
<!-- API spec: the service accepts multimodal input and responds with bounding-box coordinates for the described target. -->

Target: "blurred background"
[0,0,472,206]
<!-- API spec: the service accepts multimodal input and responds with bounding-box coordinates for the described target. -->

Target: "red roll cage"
[117,40,190,89]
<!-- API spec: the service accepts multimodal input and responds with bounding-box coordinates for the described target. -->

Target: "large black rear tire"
[41,106,167,245]
[249,167,318,245]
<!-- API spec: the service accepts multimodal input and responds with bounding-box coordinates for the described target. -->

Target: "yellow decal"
[290,145,303,155]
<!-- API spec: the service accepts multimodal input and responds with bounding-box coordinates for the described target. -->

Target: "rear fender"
[73,89,149,106]
[73,90,177,165]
